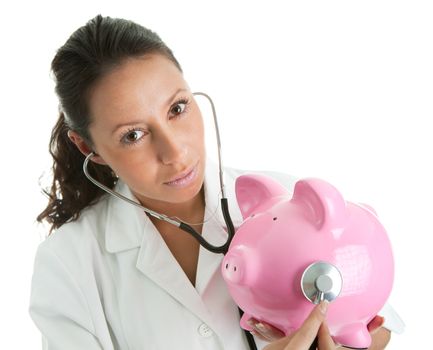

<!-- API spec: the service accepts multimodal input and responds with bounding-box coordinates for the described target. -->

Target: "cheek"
[107,155,155,184]
[116,166,160,197]
[188,115,205,146]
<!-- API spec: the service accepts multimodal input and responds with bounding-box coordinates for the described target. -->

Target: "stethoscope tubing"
[82,91,257,349]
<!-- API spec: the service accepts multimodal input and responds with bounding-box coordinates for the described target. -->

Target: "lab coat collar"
[104,179,149,253]
[104,156,243,254]
[104,157,243,332]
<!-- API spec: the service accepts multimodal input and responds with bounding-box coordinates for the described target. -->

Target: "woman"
[29,14,398,349]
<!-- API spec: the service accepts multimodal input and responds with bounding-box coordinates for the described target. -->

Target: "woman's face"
[86,54,206,211]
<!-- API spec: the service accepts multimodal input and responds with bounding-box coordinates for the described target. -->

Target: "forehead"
[87,54,185,123]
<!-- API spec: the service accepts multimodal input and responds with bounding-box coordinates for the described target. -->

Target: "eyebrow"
[111,88,188,134]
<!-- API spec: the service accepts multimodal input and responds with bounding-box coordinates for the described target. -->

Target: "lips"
[164,162,197,184]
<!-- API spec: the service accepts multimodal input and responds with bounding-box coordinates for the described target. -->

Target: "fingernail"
[255,323,267,332]
[319,300,329,315]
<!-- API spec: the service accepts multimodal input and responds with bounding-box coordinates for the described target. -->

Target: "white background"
[1,0,431,348]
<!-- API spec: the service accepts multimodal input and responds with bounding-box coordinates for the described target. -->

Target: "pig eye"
[273,217,278,221]
[250,214,255,218]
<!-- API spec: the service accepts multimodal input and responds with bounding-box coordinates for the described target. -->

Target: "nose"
[155,127,188,165]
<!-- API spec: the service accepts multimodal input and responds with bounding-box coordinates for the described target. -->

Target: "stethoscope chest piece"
[301,261,343,304]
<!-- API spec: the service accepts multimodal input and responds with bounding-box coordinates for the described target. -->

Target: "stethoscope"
[83,92,258,350]
[83,92,338,350]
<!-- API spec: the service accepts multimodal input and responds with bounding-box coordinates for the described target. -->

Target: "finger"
[369,327,391,348]
[317,321,336,350]
[247,319,272,342]
[250,330,273,342]
[254,321,286,341]
[367,316,385,335]
[284,301,328,349]
[247,318,286,342]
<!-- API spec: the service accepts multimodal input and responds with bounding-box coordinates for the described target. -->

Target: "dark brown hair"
[37,14,183,233]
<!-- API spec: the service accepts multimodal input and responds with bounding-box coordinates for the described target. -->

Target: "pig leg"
[334,322,371,349]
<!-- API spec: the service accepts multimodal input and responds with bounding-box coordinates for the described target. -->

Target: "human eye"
[120,128,147,146]
[169,97,191,118]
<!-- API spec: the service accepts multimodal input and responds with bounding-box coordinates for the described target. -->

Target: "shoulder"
[36,194,110,266]
[29,197,113,344]
[30,195,111,317]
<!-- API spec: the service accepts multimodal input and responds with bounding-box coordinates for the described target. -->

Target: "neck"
[135,185,206,224]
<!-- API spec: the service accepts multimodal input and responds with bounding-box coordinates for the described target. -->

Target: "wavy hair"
[37,14,183,233]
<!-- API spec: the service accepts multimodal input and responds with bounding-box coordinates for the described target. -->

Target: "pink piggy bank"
[221,174,394,349]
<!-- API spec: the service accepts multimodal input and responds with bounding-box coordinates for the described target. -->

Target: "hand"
[365,316,391,350]
[254,301,335,350]
[248,307,391,350]
[339,316,390,349]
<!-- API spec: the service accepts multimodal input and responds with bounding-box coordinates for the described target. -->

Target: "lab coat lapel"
[135,219,218,329]
[104,180,146,253]
[104,157,244,330]
[105,180,215,326]
[132,157,232,329]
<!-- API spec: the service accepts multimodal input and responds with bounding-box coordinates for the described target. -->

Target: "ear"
[291,178,348,230]
[235,174,290,219]
[67,130,107,165]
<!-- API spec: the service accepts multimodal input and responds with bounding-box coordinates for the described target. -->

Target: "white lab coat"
[29,157,404,350]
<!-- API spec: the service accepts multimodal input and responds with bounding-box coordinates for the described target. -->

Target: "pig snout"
[222,254,245,284]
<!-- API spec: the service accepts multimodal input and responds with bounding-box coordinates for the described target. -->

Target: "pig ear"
[357,202,378,216]
[291,178,347,230]
[235,174,289,219]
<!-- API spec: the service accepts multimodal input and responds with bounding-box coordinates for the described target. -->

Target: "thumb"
[286,301,328,349]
